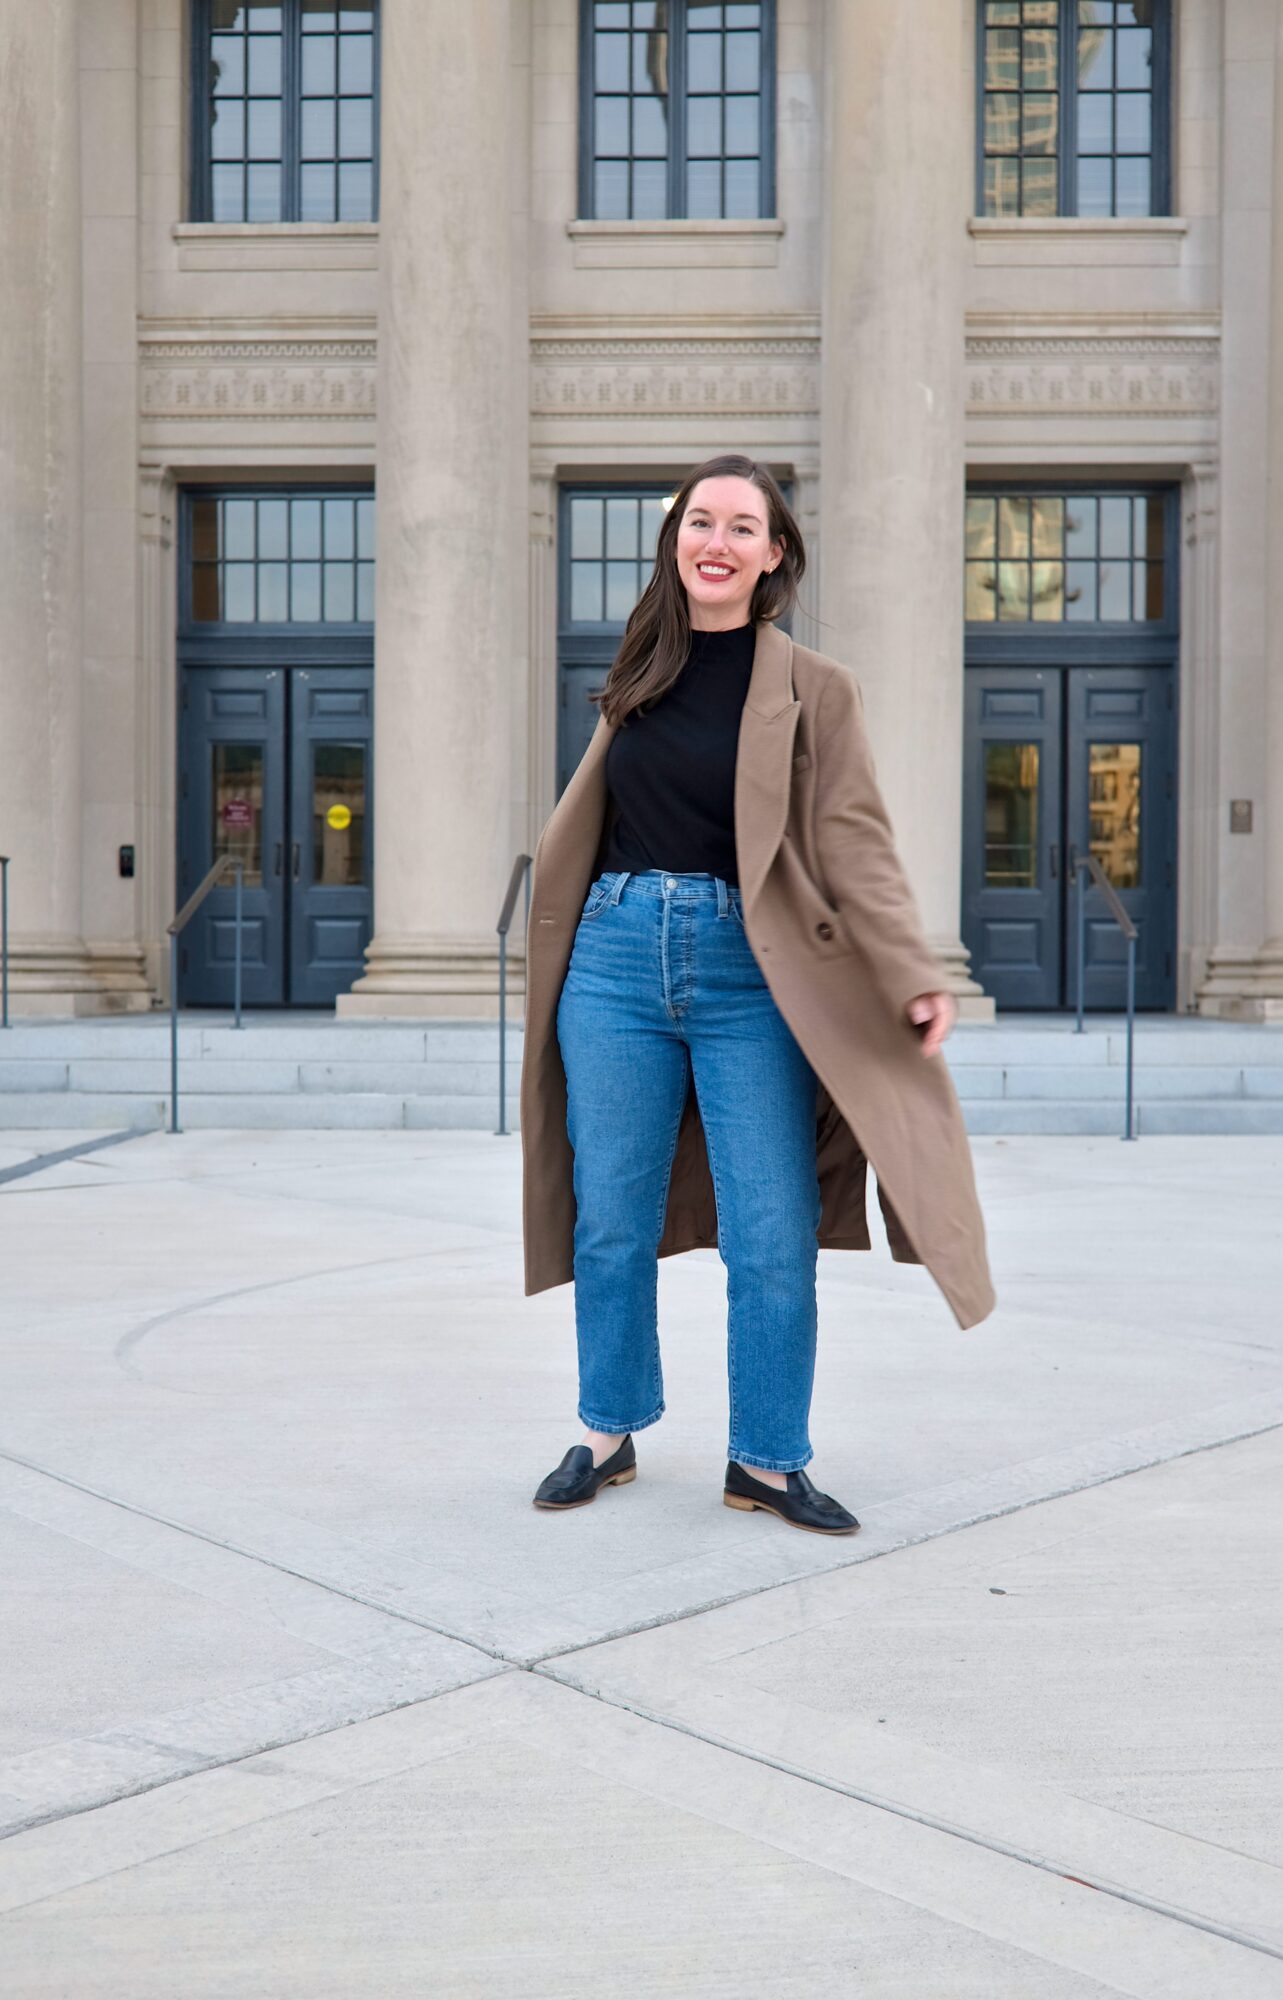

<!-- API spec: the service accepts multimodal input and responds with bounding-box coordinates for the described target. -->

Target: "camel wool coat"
[520,618,996,1331]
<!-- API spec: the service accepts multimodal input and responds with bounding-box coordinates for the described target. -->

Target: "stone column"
[818,0,990,1018]
[0,0,98,1013]
[340,0,527,1017]
[1196,2,1281,1018]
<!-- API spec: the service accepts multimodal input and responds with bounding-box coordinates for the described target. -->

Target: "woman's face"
[674,475,783,630]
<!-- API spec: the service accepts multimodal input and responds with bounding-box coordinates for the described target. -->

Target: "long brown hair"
[591,455,806,729]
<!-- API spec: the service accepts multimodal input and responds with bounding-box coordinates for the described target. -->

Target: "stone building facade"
[1,0,1281,1020]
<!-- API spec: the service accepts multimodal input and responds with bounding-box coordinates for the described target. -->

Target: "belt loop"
[609,870,630,905]
[715,876,728,918]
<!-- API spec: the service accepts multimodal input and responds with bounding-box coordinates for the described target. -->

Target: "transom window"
[580,1,774,220]
[978,1,1169,218]
[965,491,1167,623]
[188,492,375,624]
[193,1,379,223]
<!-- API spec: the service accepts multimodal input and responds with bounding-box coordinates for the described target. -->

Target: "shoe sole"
[532,1465,637,1510]
[724,1491,860,1535]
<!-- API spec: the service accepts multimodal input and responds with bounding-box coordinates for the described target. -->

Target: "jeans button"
[665,877,677,889]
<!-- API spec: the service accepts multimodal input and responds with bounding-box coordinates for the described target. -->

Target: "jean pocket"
[579,877,612,923]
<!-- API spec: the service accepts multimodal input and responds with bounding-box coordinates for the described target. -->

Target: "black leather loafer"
[533,1435,637,1509]
[723,1460,859,1535]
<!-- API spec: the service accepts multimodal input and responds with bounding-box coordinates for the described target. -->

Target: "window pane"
[725,94,759,154]
[1031,561,1064,620]
[313,744,367,885]
[301,34,336,93]
[571,498,603,559]
[686,158,721,215]
[356,495,376,559]
[338,162,373,218]
[338,31,373,94]
[688,95,721,155]
[246,33,282,93]
[258,562,289,620]
[966,498,996,559]
[258,498,288,558]
[605,498,637,558]
[595,96,630,156]
[571,562,602,623]
[1077,21,1113,88]
[1116,92,1150,153]
[1114,155,1150,215]
[966,560,997,620]
[193,564,220,621]
[1022,156,1057,212]
[224,499,256,558]
[356,560,375,620]
[1022,26,1057,89]
[210,98,245,161]
[292,563,321,620]
[1099,495,1131,557]
[723,157,759,217]
[1022,92,1058,154]
[1065,560,1097,620]
[985,93,1020,153]
[1065,498,1097,557]
[687,33,722,91]
[247,96,281,158]
[596,31,630,91]
[725,31,759,90]
[339,97,372,157]
[998,497,1029,558]
[1076,155,1112,214]
[193,497,219,560]
[1031,497,1063,557]
[998,562,1030,619]
[986,28,1020,89]
[246,162,282,219]
[1077,92,1112,151]
[212,745,264,887]
[985,156,1021,214]
[1098,562,1130,619]
[211,163,244,219]
[301,98,335,158]
[292,498,321,557]
[594,159,629,217]
[1115,26,1151,88]
[984,743,1039,888]
[210,34,244,94]
[631,158,667,216]
[323,563,355,621]
[633,93,667,155]
[300,163,334,218]
[605,561,638,621]
[224,562,255,621]
[324,497,355,558]
[1088,742,1141,887]
[640,497,666,555]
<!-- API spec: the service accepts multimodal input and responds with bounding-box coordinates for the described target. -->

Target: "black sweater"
[601,620,755,886]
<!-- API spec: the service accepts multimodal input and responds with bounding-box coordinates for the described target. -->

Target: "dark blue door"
[179,665,372,1006]
[963,665,1175,1010]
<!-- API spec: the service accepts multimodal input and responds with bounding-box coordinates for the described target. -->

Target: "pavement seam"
[527,1664,1283,1966]
[0,1131,141,1188]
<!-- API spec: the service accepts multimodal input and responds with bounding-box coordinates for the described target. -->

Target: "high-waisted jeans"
[555,867,823,1472]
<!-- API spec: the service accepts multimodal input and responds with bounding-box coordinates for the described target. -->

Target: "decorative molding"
[139,337,376,420]
[969,217,1189,268]
[170,222,378,272]
[530,335,819,419]
[965,334,1219,418]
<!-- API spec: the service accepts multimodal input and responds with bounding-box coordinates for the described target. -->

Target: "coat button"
[816,920,835,940]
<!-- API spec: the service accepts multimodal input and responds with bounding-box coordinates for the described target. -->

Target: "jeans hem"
[728,1446,814,1474]
[578,1403,665,1434]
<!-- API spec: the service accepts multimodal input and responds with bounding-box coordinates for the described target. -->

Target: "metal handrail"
[166,854,245,1134]
[495,853,532,1135]
[0,856,9,1028]
[1073,850,1138,1141]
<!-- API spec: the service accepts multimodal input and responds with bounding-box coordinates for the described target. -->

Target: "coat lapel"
[734,619,800,917]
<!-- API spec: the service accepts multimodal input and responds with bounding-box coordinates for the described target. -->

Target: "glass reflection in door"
[311,742,367,885]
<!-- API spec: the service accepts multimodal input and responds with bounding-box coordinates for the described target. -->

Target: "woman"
[521,455,995,1534]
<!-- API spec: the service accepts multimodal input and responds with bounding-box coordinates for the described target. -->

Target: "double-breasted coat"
[520,618,996,1331]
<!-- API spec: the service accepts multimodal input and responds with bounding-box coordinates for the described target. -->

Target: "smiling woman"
[524,454,993,1534]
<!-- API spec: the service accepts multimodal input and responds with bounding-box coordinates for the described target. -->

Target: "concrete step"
[961,1098,1283,1135]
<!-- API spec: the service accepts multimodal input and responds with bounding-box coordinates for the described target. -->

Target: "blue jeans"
[555,868,823,1473]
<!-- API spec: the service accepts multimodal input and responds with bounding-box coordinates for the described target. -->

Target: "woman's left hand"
[904,991,957,1056]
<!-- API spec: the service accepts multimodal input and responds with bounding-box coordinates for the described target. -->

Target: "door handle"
[291,840,301,881]
[273,841,283,877]
[1049,842,1058,880]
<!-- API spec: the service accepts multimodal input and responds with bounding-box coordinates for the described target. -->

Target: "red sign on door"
[221,799,253,829]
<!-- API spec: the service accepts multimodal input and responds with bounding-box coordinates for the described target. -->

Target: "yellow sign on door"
[326,803,352,831]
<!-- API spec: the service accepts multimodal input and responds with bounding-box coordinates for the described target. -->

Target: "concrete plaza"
[0,1127,1280,1996]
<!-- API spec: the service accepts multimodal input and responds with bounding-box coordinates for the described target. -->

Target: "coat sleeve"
[812,663,949,1020]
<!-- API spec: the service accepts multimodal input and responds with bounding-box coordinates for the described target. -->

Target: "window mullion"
[669,0,686,219]
[283,0,300,222]
[1059,0,1078,217]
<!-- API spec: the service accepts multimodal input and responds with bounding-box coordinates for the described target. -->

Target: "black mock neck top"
[600,619,755,886]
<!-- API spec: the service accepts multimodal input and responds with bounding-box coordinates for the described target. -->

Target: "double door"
[962,664,1176,1010]
[178,665,372,1007]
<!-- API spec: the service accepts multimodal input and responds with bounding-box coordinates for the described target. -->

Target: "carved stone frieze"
[530,337,820,419]
[139,339,376,419]
[966,335,1219,417]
